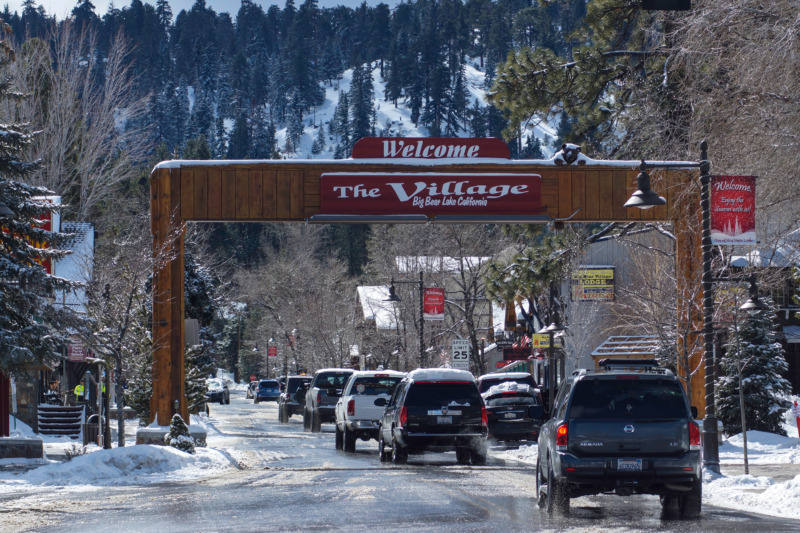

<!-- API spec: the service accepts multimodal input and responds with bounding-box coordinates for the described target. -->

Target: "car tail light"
[347,399,355,417]
[689,421,701,451]
[316,391,321,404]
[556,423,568,450]
[400,406,407,427]
[481,405,488,427]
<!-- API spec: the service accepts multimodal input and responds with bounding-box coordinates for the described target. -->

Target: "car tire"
[303,410,310,431]
[254,399,259,404]
[311,411,321,433]
[335,424,344,450]
[470,444,487,466]
[391,436,407,464]
[343,426,356,453]
[679,480,702,518]
[225,395,230,405]
[660,495,680,518]
[456,447,471,465]
[544,457,569,515]
[378,432,388,462]
[220,398,225,405]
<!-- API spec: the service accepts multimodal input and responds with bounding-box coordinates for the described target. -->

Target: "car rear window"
[479,375,536,393]
[405,383,480,407]
[485,394,539,407]
[351,377,403,395]
[569,378,688,419]
[286,378,311,393]
[316,372,351,388]
[259,380,279,388]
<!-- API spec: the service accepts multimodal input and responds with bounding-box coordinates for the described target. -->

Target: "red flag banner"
[710,176,756,245]
[423,288,445,320]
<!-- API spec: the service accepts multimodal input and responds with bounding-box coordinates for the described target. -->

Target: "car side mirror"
[691,406,698,419]
[528,405,545,419]
[374,397,387,407]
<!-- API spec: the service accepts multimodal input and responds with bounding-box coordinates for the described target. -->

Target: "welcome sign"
[320,173,542,216]
[710,175,756,245]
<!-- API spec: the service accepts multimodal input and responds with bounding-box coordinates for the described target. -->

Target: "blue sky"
[3,0,400,19]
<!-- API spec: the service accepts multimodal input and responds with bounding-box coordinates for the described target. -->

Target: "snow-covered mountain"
[267,60,557,160]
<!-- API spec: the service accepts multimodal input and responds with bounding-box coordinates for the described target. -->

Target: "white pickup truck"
[334,370,406,453]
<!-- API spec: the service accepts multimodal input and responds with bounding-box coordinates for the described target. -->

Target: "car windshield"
[286,378,311,393]
[405,383,480,407]
[316,372,351,388]
[569,378,688,419]
[259,380,279,388]
[350,377,403,396]
[479,375,536,393]
[207,381,222,391]
[485,394,538,407]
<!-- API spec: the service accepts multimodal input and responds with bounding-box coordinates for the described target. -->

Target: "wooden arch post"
[148,146,704,427]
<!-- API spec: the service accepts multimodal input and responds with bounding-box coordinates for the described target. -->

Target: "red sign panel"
[320,173,541,216]
[423,288,445,320]
[268,346,278,358]
[495,361,511,368]
[503,347,532,361]
[67,336,87,362]
[710,176,756,245]
[351,137,510,159]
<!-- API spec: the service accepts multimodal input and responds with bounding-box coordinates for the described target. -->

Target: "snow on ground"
[495,404,800,520]
[4,396,800,520]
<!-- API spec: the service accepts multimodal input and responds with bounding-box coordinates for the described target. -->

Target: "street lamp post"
[624,141,722,473]
[537,312,565,414]
[386,271,426,368]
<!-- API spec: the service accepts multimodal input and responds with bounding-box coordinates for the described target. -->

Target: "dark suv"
[536,359,701,517]
[278,375,312,423]
[303,369,354,432]
[377,368,488,465]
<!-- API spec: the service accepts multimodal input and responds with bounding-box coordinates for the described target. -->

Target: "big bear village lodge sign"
[323,137,540,216]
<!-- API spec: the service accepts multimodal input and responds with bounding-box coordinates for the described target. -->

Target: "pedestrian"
[74,382,85,403]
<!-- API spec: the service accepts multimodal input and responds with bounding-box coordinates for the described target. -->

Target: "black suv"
[377,368,488,465]
[278,375,312,423]
[536,359,701,517]
[303,368,354,432]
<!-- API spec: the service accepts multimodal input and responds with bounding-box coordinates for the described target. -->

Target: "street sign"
[268,346,278,358]
[451,339,470,370]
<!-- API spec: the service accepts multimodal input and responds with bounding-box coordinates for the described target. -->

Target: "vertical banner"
[423,288,445,320]
[710,176,756,245]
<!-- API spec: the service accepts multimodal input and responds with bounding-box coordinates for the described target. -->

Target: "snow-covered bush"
[164,414,196,454]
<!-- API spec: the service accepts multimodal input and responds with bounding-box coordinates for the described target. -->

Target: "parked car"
[205,379,230,405]
[476,372,537,394]
[334,370,406,452]
[246,380,258,399]
[377,368,488,465]
[303,368,355,432]
[536,358,701,517]
[481,381,543,443]
[254,379,281,403]
[278,375,312,423]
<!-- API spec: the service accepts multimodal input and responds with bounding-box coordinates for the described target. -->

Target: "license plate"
[437,416,453,424]
[618,459,642,472]
[504,412,516,419]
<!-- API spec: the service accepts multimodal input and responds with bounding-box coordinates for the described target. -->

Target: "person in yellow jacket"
[74,383,85,402]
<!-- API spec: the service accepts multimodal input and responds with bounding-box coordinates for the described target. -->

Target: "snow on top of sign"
[356,286,398,330]
[152,156,698,173]
[482,381,536,398]
[407,368,475,382]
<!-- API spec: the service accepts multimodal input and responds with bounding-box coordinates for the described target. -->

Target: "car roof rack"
[596,358,672,374]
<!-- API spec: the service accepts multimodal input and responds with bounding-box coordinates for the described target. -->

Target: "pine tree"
[185,345,211,416]
[716,300,792,436]
[164,413,196,453]
[1,20,83,376]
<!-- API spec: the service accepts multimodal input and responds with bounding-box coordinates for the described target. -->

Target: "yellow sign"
[571,267,615,301]
[531,333,561,349]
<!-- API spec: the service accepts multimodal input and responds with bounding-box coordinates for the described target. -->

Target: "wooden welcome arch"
[149,140,703,426]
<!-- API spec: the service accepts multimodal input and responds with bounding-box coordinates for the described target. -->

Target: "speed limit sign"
[451,339,471,370]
